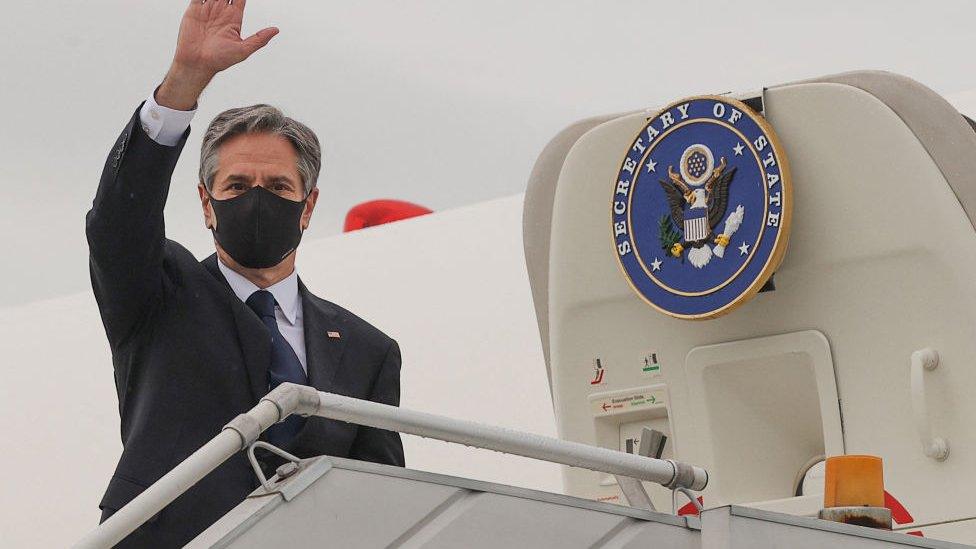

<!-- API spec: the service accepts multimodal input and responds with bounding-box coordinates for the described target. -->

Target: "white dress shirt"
[218,259,308,373]
[138,90,309,372]
[139,89,197,147]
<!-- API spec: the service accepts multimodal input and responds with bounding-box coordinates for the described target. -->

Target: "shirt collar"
[217,258,300,325]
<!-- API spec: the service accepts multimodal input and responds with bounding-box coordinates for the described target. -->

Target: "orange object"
[823,455,885,507]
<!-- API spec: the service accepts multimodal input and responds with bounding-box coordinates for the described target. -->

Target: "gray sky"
[2,0,976,306]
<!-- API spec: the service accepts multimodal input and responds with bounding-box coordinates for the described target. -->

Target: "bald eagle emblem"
[658,144,743,268]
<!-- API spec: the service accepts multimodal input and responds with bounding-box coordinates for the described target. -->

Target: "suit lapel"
[288,280,348,454]
[299,279,346,394]
[202,254,271,402]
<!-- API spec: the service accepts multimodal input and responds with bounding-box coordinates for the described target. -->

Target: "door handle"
[910,348,949,461]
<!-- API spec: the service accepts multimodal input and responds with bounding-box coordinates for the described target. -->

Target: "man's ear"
[301,187,320,230]
[198,183,216,230]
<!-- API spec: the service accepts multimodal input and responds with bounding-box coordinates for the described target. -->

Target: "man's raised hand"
[157,0,279,110]
[174,0,279,78]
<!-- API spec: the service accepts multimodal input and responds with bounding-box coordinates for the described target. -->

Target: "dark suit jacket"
[87,102,404,547]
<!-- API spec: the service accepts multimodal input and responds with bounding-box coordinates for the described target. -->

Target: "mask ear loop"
[298,185,315,231]
[203,185,219,230]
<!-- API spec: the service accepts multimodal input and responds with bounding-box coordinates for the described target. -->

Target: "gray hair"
[199,104,321,194]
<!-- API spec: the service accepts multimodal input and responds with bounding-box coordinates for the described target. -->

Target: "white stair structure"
[190,456,698,548]
[523,70,976,542]
[189,456,968,549]
[75,383,971,548]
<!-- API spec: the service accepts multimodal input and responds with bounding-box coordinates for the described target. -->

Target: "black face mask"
[208,185,308,269]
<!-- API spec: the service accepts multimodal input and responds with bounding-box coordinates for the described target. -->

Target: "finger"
[214,0,243,21]
[220,0,246,14]
[241,27,279,55]
[184,0,200,19]
[233,0,249,20]
[215,0,244,26]
[196,0,217,18]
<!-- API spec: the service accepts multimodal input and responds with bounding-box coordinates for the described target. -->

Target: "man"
[87,1,403,546]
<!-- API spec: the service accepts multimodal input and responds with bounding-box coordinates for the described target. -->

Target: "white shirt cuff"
[139,88,197,146]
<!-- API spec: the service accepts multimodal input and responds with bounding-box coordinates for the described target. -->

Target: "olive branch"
[658,215,681,254]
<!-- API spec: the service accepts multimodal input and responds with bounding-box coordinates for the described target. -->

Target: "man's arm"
[86,0,278,348]
[349,340,406,466]
[86,106,190,349]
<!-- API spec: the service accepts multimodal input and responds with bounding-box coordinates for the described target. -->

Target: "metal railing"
[74,383,708,548]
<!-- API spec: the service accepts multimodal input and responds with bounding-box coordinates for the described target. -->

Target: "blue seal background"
[611,98,785,317]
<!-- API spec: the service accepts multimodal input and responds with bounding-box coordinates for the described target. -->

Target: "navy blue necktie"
[245,290,308,448]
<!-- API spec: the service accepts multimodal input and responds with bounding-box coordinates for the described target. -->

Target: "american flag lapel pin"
[327,331,341,339]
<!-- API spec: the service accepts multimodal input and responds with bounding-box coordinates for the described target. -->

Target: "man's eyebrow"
[224,174,254,183]
[267,175,296,185]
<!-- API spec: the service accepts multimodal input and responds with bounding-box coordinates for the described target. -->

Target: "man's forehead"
[218,133,297,161]
[215,134,300,180]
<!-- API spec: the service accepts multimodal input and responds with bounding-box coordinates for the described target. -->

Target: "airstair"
[190,456,966,549]
[73,384,968,548]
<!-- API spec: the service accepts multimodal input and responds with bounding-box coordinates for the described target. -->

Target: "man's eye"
[273,184,287,192]
[229,183,246,191]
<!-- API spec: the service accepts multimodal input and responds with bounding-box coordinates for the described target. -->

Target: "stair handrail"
[74,382,708,548]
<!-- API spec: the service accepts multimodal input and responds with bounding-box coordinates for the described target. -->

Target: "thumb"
[242,27,280,55]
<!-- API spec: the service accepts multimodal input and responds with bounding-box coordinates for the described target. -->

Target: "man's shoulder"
[163,238,197,259]
[160,239,213,274]
[161,240,226,288]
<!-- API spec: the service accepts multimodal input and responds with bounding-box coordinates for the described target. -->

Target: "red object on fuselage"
[343,199,433,232]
